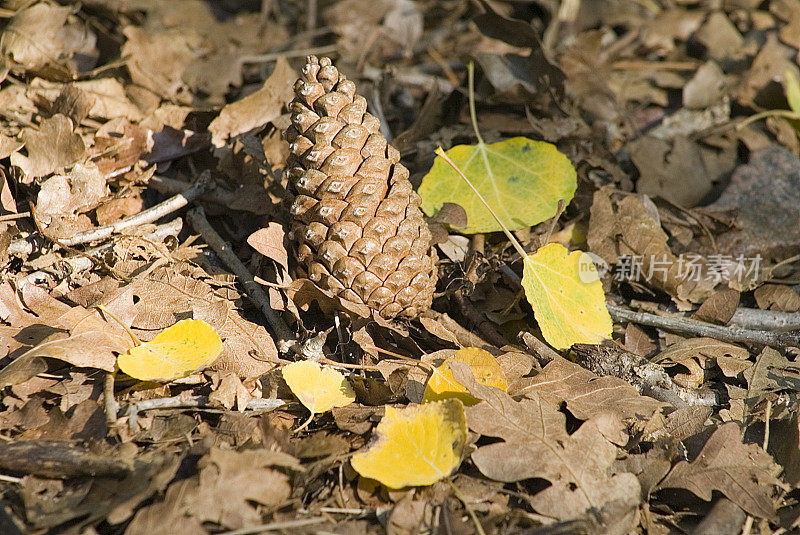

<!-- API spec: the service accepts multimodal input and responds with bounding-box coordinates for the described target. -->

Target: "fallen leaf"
[247,223,289,273]
[35,162,107,221]
[451,362,640,521]
[209,56,295,148]
[693,289,740,324]
[350,399,467,489]
[423,347,507,405]
[419,137,576,234]
[195,301,279,379]
[657,422,781,519]
[122,26,194,102]
[282,360,356,415]
[522,355,663,421]
[181,447,296,529]
[522,243,612,349]
[1,3,97,73]
[11,115,85,179]
[754,283,800,312]
[117,319,223,381]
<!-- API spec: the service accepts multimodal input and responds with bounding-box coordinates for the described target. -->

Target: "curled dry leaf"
[11,114,85,180]
[1,3,97,73]
[247,222,289,273]
[209,56,295,148]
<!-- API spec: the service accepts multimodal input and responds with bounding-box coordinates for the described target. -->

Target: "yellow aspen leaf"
[423,347,508,405]
[350,399,467,489]
[785,69,800,116]
[523,243,612,349]
[282,360,355,415]
[117,319,222,381]
[419,137,577,234]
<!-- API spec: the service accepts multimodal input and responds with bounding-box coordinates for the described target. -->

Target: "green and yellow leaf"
[522,243,612,349]
[419,137,577,234]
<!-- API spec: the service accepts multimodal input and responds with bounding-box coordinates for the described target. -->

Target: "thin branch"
[729,307,800,331]
[608,304,800,348]
[125,395,285,414]
[9,173,212,255]
[186,207,300,355]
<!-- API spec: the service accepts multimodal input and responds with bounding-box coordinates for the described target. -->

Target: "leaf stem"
[96,304,142,347]
[294,412,315,433]
[467,62,484,146]
[434,147,528,260]
[447,480,487,535]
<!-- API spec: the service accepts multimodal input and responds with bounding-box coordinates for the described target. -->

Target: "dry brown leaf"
[737,34,797,108]
[630,135,734,208]
[247,222,289,273]
[11,115,85,179]
[657,422,781,519]
[451,361,641,521]
[183,51,242,98]
[122,26,194,103]
[12,330,124,373]
[181,447,296,528]
[131,266,217,330]
[1,3,97,73]
[587,187,716,308]
[693,289,740,324]
[208,56,295,148]
[35,162,107,222]
[754,284,800,312]
[195,300,279,378]
[209,372,251,411]
[521,355,662,421]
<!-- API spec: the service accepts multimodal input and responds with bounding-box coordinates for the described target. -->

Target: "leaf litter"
[3,1,800,534]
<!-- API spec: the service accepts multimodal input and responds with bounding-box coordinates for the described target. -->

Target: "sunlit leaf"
[117,319,222,381]
[522,243,612,349]
[785,69,800,116]
[282,360,355,414]
[350,399,467,489]
[419,137,577,234]
[423,347,508,405]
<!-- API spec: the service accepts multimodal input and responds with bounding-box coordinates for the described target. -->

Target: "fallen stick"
[0,440,130,479]
[8,172,212,254]
[125,395,285,414]
[608,304,800,348]
[186,207,302,356]
[15,219,183,287]
[123,395,286,431]
[729,307,800,331]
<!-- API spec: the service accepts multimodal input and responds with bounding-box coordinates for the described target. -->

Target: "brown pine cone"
[284,56,437,320]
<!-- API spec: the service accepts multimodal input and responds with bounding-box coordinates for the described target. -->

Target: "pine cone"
[284,56,437,320]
